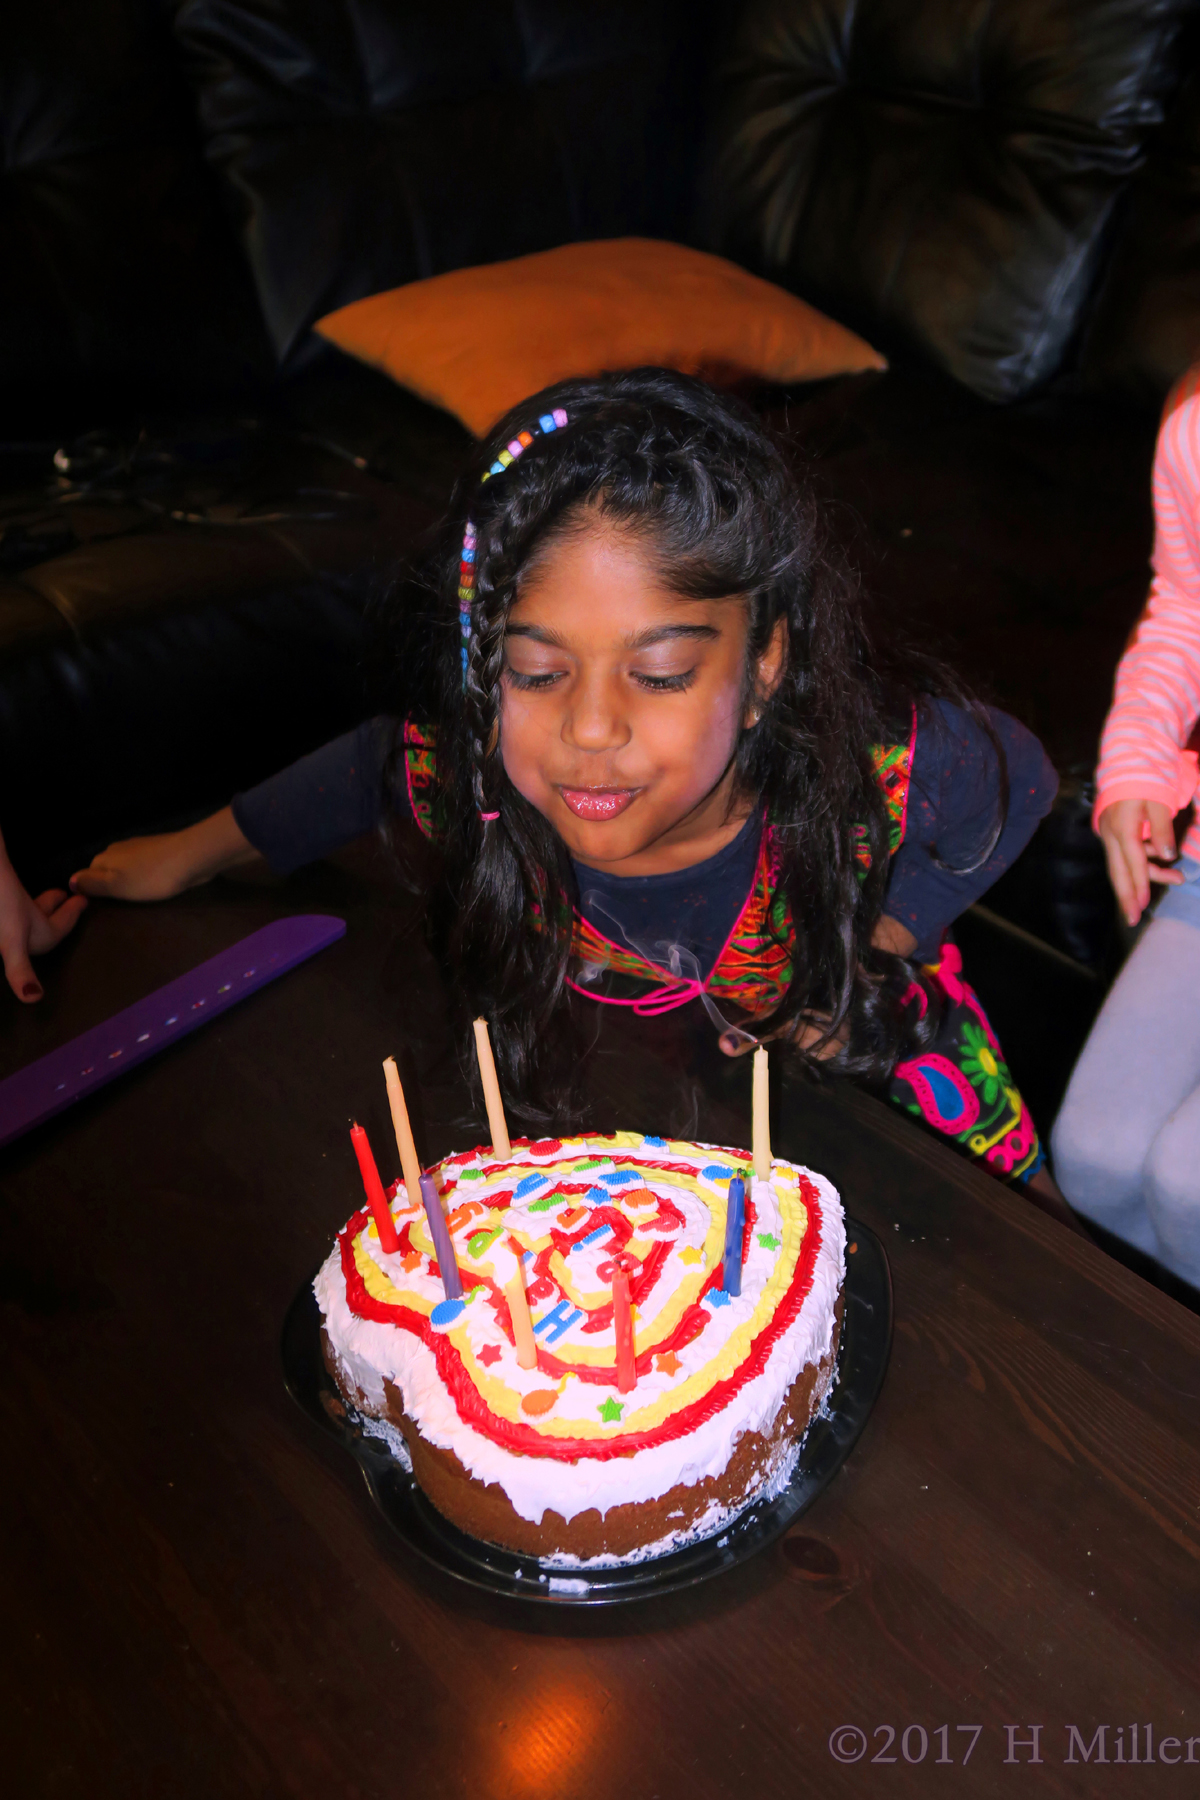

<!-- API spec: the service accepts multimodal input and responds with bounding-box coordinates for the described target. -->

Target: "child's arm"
[1094,371,1200,925]
[70,807,260,900]
[0,827,87,1001]
[70,718,398,902]
[882,701,1058,958]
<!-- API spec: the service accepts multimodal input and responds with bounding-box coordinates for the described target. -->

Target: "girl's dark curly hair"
[415,367,1003,1120]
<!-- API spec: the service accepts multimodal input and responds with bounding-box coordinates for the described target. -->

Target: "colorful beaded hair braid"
[456,406,569,823]
[457,407,570,693]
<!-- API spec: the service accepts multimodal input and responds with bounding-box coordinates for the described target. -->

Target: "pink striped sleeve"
[1094,364,1200,846]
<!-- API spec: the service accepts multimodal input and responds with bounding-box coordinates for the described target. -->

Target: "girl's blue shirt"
[231,702,1057,966]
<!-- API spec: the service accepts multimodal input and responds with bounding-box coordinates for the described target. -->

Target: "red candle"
[611,1262,636,1394]
[350,1122,400,1253]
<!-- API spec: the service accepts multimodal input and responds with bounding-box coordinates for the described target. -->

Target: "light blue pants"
[1052,858,1200,1290]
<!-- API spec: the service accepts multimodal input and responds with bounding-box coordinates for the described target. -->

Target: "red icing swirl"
[336,1166,824,1463]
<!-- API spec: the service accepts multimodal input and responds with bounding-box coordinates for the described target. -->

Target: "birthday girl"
[71,371,1057,1192]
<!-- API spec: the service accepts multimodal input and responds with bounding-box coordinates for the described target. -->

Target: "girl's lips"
[558,787,639,821]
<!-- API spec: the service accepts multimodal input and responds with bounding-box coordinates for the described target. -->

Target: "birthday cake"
[315,1131,845,1561]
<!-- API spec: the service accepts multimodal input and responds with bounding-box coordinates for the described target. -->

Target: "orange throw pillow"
[314,238,885,436]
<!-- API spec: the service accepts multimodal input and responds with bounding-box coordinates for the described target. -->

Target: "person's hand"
[70,806,260,902]
[0,838,87,1001]
[1097,798,1184,927]
[70,833,206,902]
[870,914,918,958]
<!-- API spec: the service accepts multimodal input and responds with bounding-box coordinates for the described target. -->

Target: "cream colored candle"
[472,1017,511,1159]
[382,1055,424,1204]
[505,1267,538,1369]
[752,1044,772,1182]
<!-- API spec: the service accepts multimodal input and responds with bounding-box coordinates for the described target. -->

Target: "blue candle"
[722,1176,745,1296]
[419,1172,463,1300]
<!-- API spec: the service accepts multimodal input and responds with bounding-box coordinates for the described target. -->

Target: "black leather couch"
[6,0,1200,1138]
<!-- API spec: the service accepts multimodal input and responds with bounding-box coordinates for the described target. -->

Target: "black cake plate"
[281,1218,891,1605]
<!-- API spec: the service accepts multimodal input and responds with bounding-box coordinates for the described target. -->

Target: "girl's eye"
[633,668,698,693]
[505,667,564,691]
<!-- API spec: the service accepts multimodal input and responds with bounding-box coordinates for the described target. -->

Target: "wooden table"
[5,844,1199,1797]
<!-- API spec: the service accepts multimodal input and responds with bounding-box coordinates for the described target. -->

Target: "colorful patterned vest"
[401,718,915,1020]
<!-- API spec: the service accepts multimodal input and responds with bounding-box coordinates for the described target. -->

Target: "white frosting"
[540,1418,825,1570]
[315,1135,844,1528]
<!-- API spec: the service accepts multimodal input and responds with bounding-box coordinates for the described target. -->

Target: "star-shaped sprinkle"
[679,1247,704,1265]
[758,1232,781,1251]
[707,1289,731,1308]
[477,1344,502,1366]
[654,1351,681,1375]
[598,1397,624,1423]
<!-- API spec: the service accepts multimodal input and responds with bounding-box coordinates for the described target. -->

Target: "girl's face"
[499,516,785,875]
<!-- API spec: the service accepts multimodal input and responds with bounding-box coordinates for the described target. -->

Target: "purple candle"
[419,1173,463,1300]
[722,1177,745,1297]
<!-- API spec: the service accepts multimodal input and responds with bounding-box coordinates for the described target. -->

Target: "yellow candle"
[472,1017,511,1159]
[383,1055,424,1205]
[753,1044,772,1182]
[505,1267,538,1369]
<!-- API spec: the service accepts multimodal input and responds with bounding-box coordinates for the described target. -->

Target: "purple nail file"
[0,913,346,1150]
